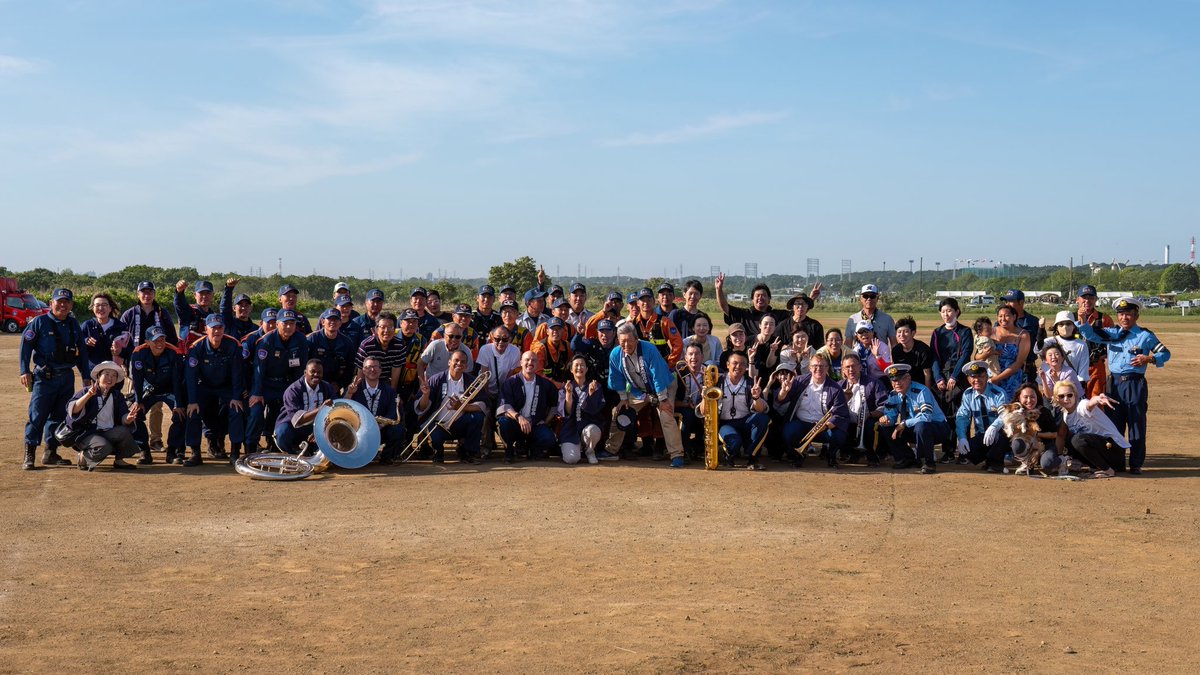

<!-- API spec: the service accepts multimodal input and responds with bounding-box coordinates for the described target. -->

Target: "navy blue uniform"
[175,292,216,345]
[80,317,129,371]
[248,331,309,449]
[185,335,245,451]
[340,317,366,350]
[414,311,441,342]
[286,311,313,335]
[20,314,88,450]
[130,343,186,451]
[348,313,379,347]
[120,303,178,352]
[307,329,356,392]
[219,287,257,343]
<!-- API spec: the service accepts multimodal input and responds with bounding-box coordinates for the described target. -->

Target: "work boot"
[23,444,37,471]
[183,447,203,467]
[207,439,228,460]
[229,444,241,466]
[138,446,154,465]
[42,448,72,466]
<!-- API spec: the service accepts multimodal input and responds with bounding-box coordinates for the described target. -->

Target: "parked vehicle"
[0,277,49,333]
[967,294,996,306]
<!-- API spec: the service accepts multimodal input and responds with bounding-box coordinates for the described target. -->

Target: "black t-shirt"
[891,340,933,387]
[723,305,788,338]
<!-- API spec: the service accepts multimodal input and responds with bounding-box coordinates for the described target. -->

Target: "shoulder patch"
[133,360,144,370]
[669,327,678,335]
[258,348,268,360]
[23,328,36,341]
[188,357,199,367]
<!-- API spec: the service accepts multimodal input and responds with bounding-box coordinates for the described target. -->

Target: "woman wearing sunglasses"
[1050,380,1129,479]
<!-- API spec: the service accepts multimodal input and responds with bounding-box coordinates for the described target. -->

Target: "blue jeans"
[718,413,769,460]
[432,411,485,460]
[497,416,556,459]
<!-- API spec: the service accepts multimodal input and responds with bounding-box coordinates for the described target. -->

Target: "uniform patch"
[23,329,36,341]
[188,357,199,367]
[258,349,268,360]
[133,361,144,370]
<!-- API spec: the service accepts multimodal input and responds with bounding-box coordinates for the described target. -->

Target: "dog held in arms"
[998,402,1045,476]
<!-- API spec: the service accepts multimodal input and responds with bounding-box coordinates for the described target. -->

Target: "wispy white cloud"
[600,111,788,147]
[0,54,44,76]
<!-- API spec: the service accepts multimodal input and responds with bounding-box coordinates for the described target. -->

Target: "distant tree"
[488,256,545,295]
[1160,264,1200,293]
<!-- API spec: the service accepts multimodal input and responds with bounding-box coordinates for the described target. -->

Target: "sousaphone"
[311,399,387,470]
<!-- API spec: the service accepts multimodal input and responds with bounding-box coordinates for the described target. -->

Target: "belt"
[1112,373,1144,382]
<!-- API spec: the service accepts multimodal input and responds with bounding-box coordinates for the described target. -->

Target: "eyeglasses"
[447,335,462,340]
[1055,394,1075,400]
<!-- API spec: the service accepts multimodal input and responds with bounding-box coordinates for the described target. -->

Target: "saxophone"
[701,365,722,470]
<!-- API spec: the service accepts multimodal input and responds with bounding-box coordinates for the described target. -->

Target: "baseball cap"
[453,303,472,316]
[261,308,278,322]
[333,282,350,293]
[570,283,586,294]
[365,288,384,301]
[277,309,297,322]
[234,293,252,305]
[597,319,616,332]
[549,285,564,296]
[728,323,746,335]
[205,314,226,328]
[860,284,879,297]
[524,289,548,303]
[195,280,214,293]
[137,281,155,292]
[410,287,428,297]
[499,300,519,312]
[657,283,675,294]
[1001,289,1025,302]
[279,284,299,296]
[547,317,565,329]
[400,308,420,321]
[1078,284,1097,298]
[146,326,167,341]
[50,288,73,302]
[499,283,516,294]
[478,284,495,296]
[320,308,341,321]
[606,291,623,303]
[638,287,653,299]
[551,297,569,309]
[854,320,874,334]
[335,295,353,307]
[627,292,639,303]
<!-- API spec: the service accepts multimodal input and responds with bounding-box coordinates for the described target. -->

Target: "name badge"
[288,357,301,368]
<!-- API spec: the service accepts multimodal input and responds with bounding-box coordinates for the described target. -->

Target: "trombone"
[400,369,490,462]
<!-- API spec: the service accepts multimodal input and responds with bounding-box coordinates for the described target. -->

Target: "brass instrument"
[796,407,835,456]
[846,381,868,451]
[306,398,391,470]
[401,369,490,462]
[700,365,722,470]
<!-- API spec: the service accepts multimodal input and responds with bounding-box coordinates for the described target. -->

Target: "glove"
[982,426,999,446]
[956,439,970,456]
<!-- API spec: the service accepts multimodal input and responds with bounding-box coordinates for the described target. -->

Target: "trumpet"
[795,407,835,456]
[700,364,721,470]
[401,369,490,462]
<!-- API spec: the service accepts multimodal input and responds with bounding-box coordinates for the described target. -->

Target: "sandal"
[1090,470,1115,479]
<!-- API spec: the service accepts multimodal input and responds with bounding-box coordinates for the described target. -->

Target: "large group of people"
[18,272,1171,479]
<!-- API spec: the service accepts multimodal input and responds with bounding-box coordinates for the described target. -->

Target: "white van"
[968,295,996,306]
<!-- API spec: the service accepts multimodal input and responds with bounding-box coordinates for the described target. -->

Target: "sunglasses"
[447,335,463,340]
[862,294,878,300]
[1055,394,1075,400]
[493,337,510,343]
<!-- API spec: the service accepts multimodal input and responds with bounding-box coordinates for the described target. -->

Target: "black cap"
[400,309,420,321]
[657,283,675,294]
[638,287,653,299]
[499,300,519,311]
[453,303,472,316]
[410,287,428,297]
[570,283,586,294]
[1078,285,1097,298]
[478,284,495,296]
[279,283,299,296]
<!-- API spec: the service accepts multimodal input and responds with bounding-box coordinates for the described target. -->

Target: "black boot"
[42,447,72,466]
[183,447,203,467]
[229,444,241,466]
[138,445,154,465]
[23,444,37,470]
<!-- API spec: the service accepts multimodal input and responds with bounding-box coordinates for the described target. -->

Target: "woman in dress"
[978,304,1029,401]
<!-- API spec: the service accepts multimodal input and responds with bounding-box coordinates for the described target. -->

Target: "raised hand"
[226,277,239,288]
[175,279,189,294]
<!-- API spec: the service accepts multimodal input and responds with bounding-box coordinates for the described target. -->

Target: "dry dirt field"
[1,319,1197,673]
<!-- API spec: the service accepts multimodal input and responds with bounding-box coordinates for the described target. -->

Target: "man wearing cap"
[426,289,453,324]
[530,317,573,387]
[473,285,502,337]
[184,314,246,466]
[878,363,949,474]
[668,280,704,340]
[1000,289,1041,379]
[272,359,337,455]
[346,357,404,463]
[248,308,310,453]
[777,294,823,349]
[845,284,896,348]
[606,323,688,468]
[1072,285,1114,398]
[130,325,186,464]
[331,283,358,320]
[355,312,410,393]
[498,301,530,353]
[407,287,442,341]
[954,360,1010,472]
[121,280,179,350]
[19,288,89,469]
[850,319,892,382]
[308,309,356,393]
[1074,297,1171,474]
[497,351,560,462]
[334,296,364,347]
[518,288,550,335]
[583,292,625,340]
[432,304,480,352]
[219,278,257,343]
[420,322,475,379]
[654,283,677,318]
[714,273,788,339]
[241,309,277,366]
[566,283,592,333]
[277,284,313,335]
[497,283,517,306]
[635,287,683,367]
[350,289,386,345]
[174,279,217,349]
[414,351,488,464]
[527,298,576,349]
[65,361,142,471]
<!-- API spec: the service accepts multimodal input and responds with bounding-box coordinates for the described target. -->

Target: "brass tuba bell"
[311,399,383,469]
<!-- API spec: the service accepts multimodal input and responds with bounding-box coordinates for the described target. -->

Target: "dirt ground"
[1,319,1197,673]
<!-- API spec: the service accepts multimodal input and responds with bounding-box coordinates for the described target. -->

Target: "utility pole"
[278,258,282,277]
[919,257,923,298]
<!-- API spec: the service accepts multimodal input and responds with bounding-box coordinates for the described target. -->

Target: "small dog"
[998,402,1044,475]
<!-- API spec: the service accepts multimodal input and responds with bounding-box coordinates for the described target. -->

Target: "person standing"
[277,284,313,335]
[1072,284,1115,398]
[844,284,896,347]
[891,316,934,389]
[80,293,130,372]
[18,288,89,469]
[605,323,688,468]
[248,309,310,453]
[184,315,246,466]
[307,308,356,394]
[174,279,217,350]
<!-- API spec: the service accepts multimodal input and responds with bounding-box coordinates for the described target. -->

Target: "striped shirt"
[355,335,409,382]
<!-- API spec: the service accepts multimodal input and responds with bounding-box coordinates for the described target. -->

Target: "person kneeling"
[414,351,488,464]
[776,354,850,468]
[65,361,141,471]
[698,352,770,470]
[274,360,336,454]
[955,360,1010,473]
[558,355,605,464]
[498,351,560,463]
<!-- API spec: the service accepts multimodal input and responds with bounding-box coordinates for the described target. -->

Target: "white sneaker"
[1015,463,1029,475]
[586,449,598,465]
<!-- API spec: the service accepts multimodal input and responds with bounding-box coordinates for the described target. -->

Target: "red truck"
[1,277,49,333]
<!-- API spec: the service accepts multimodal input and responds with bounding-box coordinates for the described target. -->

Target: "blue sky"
[1,1,1196,279]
